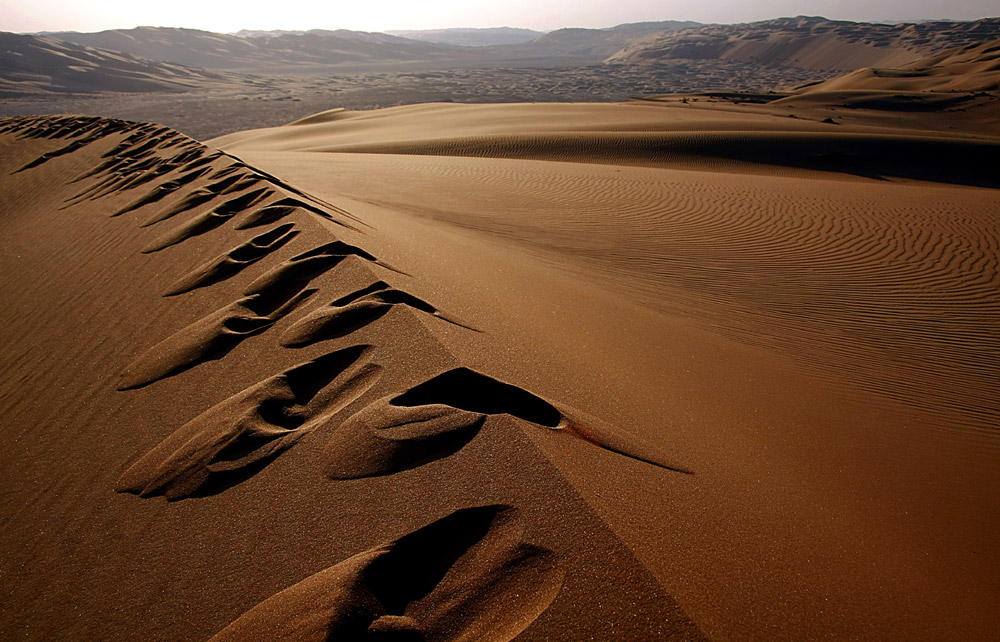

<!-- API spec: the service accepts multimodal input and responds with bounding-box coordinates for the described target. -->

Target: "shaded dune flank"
[315,132,1000,187]
[0,114,704,641]
[215,102,1000,188]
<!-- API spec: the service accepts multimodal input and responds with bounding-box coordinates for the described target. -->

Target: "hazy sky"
[2,0,997,33]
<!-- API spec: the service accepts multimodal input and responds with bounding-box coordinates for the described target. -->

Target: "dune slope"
[213,101,1000,641]
[3,93,999,642]
[0,115,703,641]
[792,37,1000,93]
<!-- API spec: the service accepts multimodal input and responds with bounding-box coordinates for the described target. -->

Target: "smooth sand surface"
[1,96,998,641]
[213,101,1000,640]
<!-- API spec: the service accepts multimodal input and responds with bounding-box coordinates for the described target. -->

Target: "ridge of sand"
[0,115,703,640]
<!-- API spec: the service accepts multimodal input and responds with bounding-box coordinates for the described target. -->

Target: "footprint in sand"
[117,345,380,500]
[121,241,396,389]
[208,504,563,642]
[281,280,474,348]
[142,186,274,252]
[323,367,689,479]
[163,223,299,296]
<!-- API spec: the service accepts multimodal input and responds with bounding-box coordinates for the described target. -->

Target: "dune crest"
[163,223,299,296]
[2,114,704,640]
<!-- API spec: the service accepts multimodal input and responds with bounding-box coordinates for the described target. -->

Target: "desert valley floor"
[1,80,998,641]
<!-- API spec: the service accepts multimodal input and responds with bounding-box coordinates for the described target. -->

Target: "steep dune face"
[0,115,704,641]
[607,16,1000,71]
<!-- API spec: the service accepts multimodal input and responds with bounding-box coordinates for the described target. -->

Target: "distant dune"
[46,26,472,70]
[44,21,702,70]
[609,15,1000,71]
[3,16,997,99]
[792,36,1000,92]
[0,31,228,94]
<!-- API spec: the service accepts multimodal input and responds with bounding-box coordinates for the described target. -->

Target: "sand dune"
[792,37,1000,93]
[0,114,704,641]
[46,27,470,71]
[209,100,998,640]
[0,32,229,94]
[609,16,1000,71]
[215,101,1000,185]
[214,102,1000,436]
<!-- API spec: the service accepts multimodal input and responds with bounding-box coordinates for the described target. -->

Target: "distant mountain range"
[3,16,998,95]
[42,27,464,70]
[43,21,700,70]
[496,21,701,60]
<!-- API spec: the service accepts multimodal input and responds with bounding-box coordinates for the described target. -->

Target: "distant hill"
[48,26,472,70]
[794,37,1000,92]
[18,16,1000,87]
[0,31,226,94]
[232,30,306,38]
[385,27,543,47]
[607,16,1000,71]
[502,21,701,60]
[42,21,702,70]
